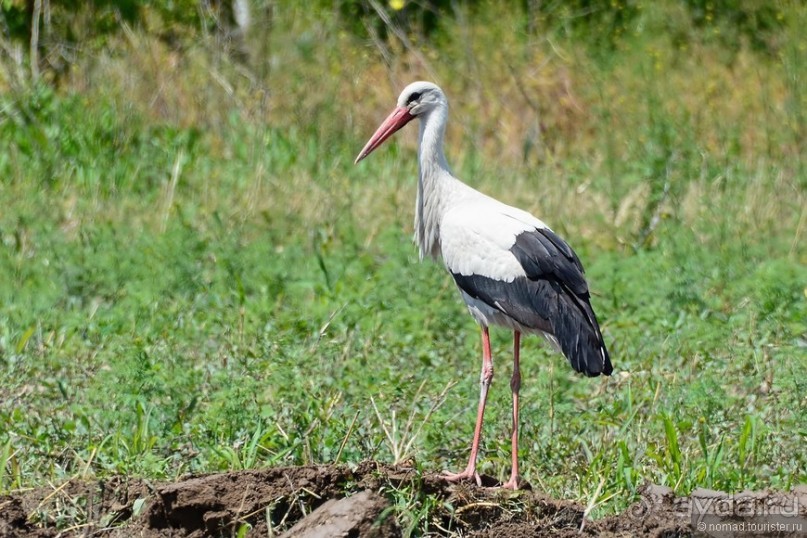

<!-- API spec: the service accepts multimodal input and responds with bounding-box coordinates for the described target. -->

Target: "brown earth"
[1,461,805,537]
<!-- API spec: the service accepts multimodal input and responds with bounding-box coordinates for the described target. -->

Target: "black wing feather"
[452,228,612,377]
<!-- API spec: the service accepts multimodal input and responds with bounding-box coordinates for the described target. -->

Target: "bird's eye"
[406,91,422,105]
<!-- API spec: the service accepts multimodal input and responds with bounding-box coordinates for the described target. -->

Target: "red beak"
[354,106,415,164]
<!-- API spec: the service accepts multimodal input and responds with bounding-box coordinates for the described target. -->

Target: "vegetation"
[1,0,805,532]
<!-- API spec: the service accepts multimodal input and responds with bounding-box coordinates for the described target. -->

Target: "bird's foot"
[500,476,519,490]
[442,468,482,487]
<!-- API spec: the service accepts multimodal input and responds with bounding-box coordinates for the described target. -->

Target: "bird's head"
[354,81,446,164]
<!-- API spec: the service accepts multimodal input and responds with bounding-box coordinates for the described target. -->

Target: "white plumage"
[441,202,547,281]
[355,81,612,490]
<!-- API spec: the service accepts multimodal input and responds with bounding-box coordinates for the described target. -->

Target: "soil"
[1,461,805,537]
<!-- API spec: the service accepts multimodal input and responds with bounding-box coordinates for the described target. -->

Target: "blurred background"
[1,0,805,524]
[2,1,805,247]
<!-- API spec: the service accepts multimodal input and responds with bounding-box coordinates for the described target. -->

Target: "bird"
[354,81,612,490]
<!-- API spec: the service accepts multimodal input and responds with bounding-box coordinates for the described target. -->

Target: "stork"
[355,81,612,490]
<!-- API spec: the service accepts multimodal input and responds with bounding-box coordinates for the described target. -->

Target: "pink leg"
[444,326,493,486]
[502,331,521,490]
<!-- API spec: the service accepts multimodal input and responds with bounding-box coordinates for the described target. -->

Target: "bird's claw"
[442,469,482,487]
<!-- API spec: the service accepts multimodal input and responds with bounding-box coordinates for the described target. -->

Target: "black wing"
[452,228,612,377]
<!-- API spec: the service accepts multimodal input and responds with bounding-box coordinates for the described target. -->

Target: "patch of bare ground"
[1,462,805,537]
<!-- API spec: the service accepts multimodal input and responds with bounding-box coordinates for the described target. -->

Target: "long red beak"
[354,106,415,164]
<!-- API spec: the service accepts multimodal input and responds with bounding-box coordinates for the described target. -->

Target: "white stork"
[355,81,612,490]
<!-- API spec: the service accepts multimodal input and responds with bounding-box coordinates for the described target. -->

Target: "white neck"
[415,105,454,259]
[418,104,450,177]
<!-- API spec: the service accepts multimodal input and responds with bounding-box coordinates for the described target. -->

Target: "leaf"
[132,498,146,517]
[236,522,252,538]
[662,414,681,478]
[16,326,35,354]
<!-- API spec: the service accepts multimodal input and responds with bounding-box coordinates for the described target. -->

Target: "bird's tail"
[550,283,612,377]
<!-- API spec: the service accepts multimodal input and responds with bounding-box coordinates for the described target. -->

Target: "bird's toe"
[441,468,481,486]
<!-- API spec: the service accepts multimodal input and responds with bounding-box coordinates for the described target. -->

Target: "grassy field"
[1,0,806,530]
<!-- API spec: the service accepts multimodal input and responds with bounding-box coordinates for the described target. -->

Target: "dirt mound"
[1,462,804,537]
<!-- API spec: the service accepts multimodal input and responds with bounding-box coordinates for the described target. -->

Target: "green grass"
[1,1,806,531]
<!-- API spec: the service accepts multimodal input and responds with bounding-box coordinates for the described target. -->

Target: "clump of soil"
[1,461,804,537]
